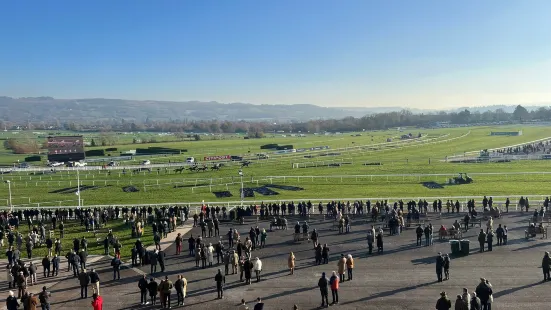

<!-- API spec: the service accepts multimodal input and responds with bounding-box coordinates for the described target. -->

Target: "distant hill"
[0,96,548,123]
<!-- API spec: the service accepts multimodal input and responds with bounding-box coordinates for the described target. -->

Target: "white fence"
[1,194,547,211]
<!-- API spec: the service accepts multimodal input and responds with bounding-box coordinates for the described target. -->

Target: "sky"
[1,0,551,109]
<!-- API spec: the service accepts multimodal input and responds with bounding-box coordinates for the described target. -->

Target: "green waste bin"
[460,240,470,256]
[450,240,460,255]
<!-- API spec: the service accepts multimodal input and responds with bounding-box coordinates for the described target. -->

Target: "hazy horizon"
[1,1,550,109]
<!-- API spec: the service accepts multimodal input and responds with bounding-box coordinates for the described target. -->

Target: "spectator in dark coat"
[542,251,551,281]
[138,275,149,305]
[436,291,452,310]
[51,255,60,276]
[158,251,166,272]
[215,269,225,299]
[150,251,158,274]
[470,292,481,310]
[475,278,493,310]
[42,256,51,277]
[148,278,159,305]
[318,272,329,307]
[436,253,444,282]
[78,269,90,299]
[6,291,19,310]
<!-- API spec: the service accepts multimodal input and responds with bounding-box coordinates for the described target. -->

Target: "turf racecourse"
[1,125,551,207]
[6,211,551,310]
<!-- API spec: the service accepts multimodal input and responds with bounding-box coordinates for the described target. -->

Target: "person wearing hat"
[318,272,329,307]
[435,291,452,310]
[435,253,444,282]
[542,251,551,281]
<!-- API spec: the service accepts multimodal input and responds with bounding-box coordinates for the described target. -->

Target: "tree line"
[1,105,549,135]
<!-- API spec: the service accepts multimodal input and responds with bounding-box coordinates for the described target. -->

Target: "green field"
[2,125,551,207]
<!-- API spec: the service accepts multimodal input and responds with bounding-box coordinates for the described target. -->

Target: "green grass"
[1,125,551,206]
[0,220,154,260]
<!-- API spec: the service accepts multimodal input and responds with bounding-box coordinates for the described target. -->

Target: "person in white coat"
[253,257,262,283]
[206,243,214,267]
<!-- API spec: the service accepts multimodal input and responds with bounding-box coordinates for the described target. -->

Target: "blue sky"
[1,0,551,108]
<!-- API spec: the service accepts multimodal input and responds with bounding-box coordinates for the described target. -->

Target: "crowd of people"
[3,195,551,309]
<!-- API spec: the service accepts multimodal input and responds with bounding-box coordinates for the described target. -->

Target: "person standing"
[329,271,339,305]
[28,262,37,286]
[542,252,551,281]
[462,288,471,309]
[215,269,225,299]
[478,230,486,253]
[443,254,451,280]
[41,256,50,278]
[51,255,59,277]
[111,256,121,280]
[322,244,330,264]
[148,278,159,305]
[253,297,264,310]
[6,291,18,310]
[89,268,100,296]
[367,230,374,254]
[160,275,173,309]
[175,233,182,255]
[91,293,103,310]
[174,274,187,306]
[78,269,90,299]
[436,252,444,282]
[24,292,38,310]
[454,294,466,310]
[138,275,149,305]
[38,286,51,310]
[318,272,329,307]
[337,254,346,282]
[207,243,215,267]
[150,250,158,274]
[79,249,88,270]
[158,250,166,273]
[376,230,384,253]
[435,291,452,310]
[475,278,493,310]
[471,292,481,310]
[254,257,262,282]
[346,254,354,281]
[486,231,494,252]
[495,224,504,246]
[416,225,423,246]
[288,252,295,275]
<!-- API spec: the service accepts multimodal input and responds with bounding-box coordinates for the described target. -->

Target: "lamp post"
[238,169,244,207]
[5,180,12,213]
[76,169,82,208]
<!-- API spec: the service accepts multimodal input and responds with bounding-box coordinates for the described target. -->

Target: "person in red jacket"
[329,271,339,305]
[91,293,103,310]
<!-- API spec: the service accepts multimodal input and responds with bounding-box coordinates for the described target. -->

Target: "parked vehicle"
[67,161,87,167]
[18,162,31,168]
[47,161,64,167]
